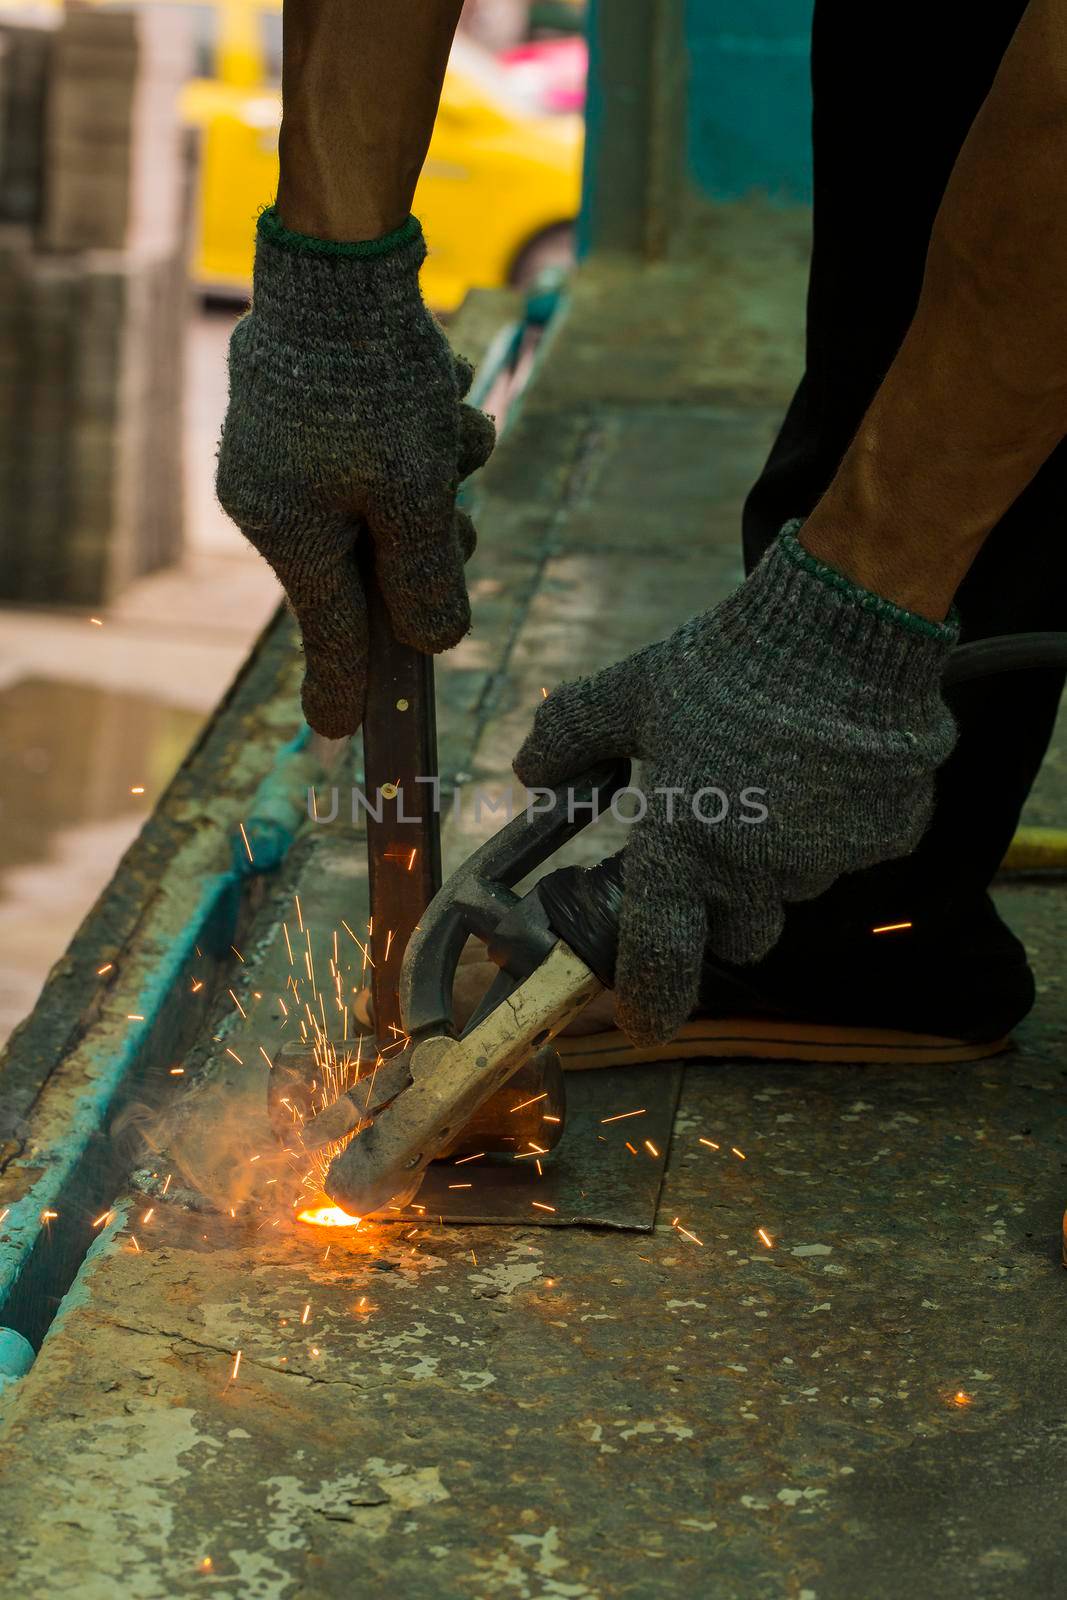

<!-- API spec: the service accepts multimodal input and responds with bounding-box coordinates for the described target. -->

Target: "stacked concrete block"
[0,222,34,596]
[0,19,52,227]
[43,6,191,254]
[0,5,193,606]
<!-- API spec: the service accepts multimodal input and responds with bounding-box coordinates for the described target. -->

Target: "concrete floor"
[2,207,1066,1599]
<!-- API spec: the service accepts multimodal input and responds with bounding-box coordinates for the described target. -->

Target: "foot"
[700,889,1033,1043]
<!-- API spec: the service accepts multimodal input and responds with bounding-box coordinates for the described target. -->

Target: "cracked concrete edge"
[33,1197,133,1344]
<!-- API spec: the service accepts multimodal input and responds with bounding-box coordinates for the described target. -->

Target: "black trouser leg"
[744,0,1067,930]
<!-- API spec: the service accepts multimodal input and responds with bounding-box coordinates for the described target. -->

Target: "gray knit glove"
[514,526,959,1045]
[216,208,496,738]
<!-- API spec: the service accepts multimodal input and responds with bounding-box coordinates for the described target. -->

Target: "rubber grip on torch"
[536,854,625,989]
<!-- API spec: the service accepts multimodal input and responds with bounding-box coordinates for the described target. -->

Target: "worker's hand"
[216,208,495,738]
[514,525,959,1046]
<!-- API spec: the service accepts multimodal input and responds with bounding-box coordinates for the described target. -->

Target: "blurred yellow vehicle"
[184,2,583,309]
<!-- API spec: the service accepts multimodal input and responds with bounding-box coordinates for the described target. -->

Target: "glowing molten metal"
[297,1205,363,1228]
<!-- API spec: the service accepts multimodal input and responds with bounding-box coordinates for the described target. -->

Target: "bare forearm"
[802,0,1067,619]
[277,0,464,241]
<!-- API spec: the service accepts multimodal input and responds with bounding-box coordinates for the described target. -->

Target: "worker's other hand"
[216,208,495,738]
[514,525,958,1046]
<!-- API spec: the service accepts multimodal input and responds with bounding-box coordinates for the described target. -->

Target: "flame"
[298,1205,362,1228]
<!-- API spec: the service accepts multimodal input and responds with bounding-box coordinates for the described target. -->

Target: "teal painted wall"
[579,0,813,256]
[685,0,814,203]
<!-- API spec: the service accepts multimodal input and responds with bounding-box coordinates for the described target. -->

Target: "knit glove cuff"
[248,206,429,343]
[713,520,959,712]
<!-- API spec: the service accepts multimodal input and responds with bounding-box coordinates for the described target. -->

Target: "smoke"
[113,1066,315,1220]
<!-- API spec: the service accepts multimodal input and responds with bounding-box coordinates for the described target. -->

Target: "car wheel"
[509,222,576,289]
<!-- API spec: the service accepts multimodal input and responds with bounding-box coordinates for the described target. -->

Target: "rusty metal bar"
[358,548,442,1047]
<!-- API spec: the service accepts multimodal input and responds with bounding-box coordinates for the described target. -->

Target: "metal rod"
[358,545,442,1046]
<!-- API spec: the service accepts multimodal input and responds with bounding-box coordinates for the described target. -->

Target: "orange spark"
[130,1235,141,1253]
[731,1147,746,1160]
[229,989,247,1018]
[699,1137,720,1150]
[511,1092,549,1113]
[40,1209,58,1223]
[225,1048,244,1064]
[625,1142,638,1155]
[531,1202,556,1213]
[453,1151,485,1165]
[953,1390,972,1407]
[169,1067,184,1075]
[301,1304,311,1324]
[97,963,113,975]
[231,1350,242,1383]
[872,920,913,934]
[238,821,254,863]
[127,1014,145,1022]
[644,1140,660,1158]
[89,616,103,625]
[601,1108,646,1123]
[448,1183,473,1190]
[130,785,145,795]
[757,1228,773,1248]
[142,1209,155,1225]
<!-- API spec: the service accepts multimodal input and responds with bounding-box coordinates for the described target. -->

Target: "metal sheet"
[396,1062,683,1230]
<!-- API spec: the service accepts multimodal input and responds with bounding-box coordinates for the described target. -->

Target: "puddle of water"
[0,676,205,1043]
[0,676,203,879]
